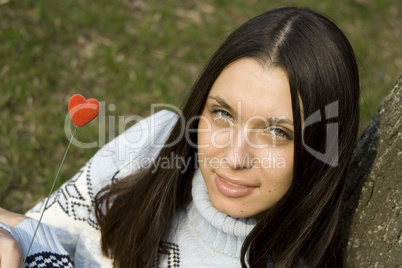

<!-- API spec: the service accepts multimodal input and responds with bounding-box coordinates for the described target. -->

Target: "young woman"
[0,6,359,268]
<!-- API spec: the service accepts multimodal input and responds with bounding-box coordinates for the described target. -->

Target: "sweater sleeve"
[25,110,177,264]
[12,219,73,267]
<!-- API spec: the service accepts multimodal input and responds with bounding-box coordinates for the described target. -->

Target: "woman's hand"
[0,208,29,228]
[0,208,29,267]
[0,226,23,268]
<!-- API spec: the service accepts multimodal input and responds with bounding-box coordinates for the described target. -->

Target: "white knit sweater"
[21,110,257,267]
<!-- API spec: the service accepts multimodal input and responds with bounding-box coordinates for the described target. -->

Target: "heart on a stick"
[68,94,100,127]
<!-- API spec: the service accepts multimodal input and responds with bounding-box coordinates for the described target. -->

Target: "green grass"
[1,0,401,213]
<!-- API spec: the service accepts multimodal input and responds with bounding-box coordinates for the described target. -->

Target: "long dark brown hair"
[94,7,359,268]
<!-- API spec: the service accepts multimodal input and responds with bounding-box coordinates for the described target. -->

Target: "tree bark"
[342,75,402,267]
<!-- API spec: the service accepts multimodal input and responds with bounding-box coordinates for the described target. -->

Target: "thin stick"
[22,126,78,267]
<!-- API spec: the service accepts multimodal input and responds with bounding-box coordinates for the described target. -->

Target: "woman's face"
[197,58,294,218]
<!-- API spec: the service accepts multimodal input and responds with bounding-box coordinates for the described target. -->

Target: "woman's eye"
[266,128,291,140]
[210,109,234,122]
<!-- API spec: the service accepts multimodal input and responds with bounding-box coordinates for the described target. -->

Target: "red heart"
[68,94,100,127]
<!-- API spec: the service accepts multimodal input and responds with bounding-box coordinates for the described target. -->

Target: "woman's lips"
[215,173,258,197]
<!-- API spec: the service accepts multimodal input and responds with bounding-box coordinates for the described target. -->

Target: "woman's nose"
[222,128,255,170]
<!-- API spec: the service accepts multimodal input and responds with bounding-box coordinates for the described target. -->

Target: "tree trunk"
[342,75,402,267]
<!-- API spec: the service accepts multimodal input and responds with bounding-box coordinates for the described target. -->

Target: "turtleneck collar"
[187,169,257,258]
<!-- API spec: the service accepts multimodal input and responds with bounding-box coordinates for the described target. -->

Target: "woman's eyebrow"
[208,95,294,126]
[251,118,294,130]
[267,118,294,126]
[208,96,237,116]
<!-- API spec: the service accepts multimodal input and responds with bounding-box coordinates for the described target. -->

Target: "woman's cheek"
[210,126,233,149]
